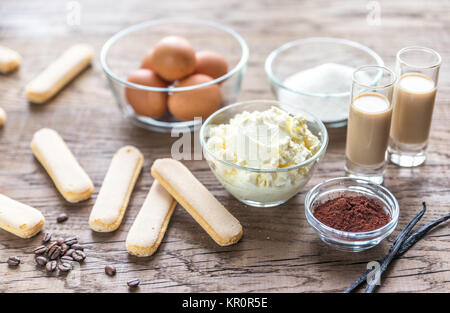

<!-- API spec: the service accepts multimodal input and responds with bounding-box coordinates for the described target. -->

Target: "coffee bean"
[42,232,52,243]
[56,213,68,223]
[58,262,72,272]
[47,243,58,257]
[56,237,65,245]
[61,256,73,263]
[46,241,57,253]
[127,278,140,288]
[64,249,75,257]
[105,265,116,276]
[71,244,84,251]
[61,243,69,255]
[49,246,62,260]
[7,256,20,266]
[72,250,86,262]
[33,245,47,255]
[60,243,68,255]
[35,256,48,266]
[64,236,78,246]
[45,260,57,272]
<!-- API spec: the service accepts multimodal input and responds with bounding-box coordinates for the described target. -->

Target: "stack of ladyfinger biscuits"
[85,142,242,255]
[1,44,94,238]
[126,158,243,256]
[1,126,243,256]
[89,150,242,256]
[0,43,242,258]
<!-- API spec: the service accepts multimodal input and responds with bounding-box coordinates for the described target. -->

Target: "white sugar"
[278,63,356,123]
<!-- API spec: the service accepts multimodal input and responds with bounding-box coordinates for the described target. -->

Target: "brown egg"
[168,74,222,121]
[140,49,154,70]
[125,69,168,119]
[195,50,228,80]
[148,36,196,82]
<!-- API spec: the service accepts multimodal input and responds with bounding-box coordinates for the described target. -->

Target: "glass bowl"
[305,177,399,252]
[101,18,249,133]
[200,100,328,207]
[265,37,384,128]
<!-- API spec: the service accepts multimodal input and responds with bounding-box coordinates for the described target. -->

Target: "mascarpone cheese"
[205,107,321,204]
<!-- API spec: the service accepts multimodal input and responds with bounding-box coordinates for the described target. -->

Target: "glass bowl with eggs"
[200,100,328,207]
[101,18,249,133]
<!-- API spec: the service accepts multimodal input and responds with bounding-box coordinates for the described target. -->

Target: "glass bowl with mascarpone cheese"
[200,100,328,207]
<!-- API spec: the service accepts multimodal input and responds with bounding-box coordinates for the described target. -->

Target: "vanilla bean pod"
[397,212,450,256]
[344,203,427,293]
[345,205,449,293]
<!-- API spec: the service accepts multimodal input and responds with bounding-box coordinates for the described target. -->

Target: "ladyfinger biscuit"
[25,44,93,103]
[89,146,143,232]
[151,158,243,246]
[0,45,21,73]
[31,128,94,203]
[126,181,176,256]
[0,107,6,126]
[0,194,45,238]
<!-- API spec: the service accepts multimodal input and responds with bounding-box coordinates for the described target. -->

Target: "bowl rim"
[100,17,249,92]
[199,99,329,173]
[264,37,385,98]
[304,177,400,239]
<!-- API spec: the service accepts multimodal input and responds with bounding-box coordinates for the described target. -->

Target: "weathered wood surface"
[0,0,449,292]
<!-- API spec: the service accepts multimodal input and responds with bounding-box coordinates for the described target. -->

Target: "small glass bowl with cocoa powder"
[305,177,399,252]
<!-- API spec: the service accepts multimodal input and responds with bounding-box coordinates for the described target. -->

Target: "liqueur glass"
[388,46,441,167]
[344,65,396,185]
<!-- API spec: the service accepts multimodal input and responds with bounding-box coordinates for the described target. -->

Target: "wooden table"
[0,0,449,293]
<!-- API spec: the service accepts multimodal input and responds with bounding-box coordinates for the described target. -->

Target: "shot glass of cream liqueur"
[345,65,396,184]
[388,46,441,167]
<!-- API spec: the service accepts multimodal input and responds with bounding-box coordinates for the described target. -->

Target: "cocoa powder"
[313,195,391,232]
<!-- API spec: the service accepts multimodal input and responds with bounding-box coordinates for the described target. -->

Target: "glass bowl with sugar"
[265,37,384,128]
